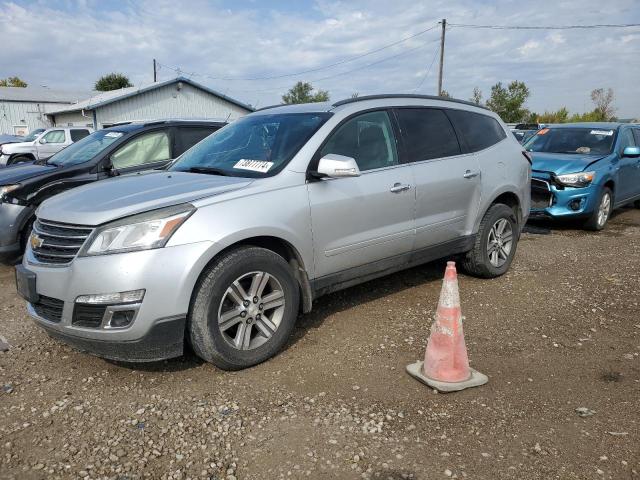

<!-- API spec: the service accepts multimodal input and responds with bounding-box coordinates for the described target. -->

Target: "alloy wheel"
[486,218,513,268]
[597,192,611,228]
[217,271,285,350]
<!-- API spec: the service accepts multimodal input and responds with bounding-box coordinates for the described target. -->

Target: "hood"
[2,140,35,150]
[0,162,56,185]
[37,171,253,225]
[531,152,608,175]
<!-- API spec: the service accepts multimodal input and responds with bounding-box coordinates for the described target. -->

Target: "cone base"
[406,361,488,393]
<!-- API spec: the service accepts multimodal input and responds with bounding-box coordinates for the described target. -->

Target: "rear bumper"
[33,311,186,362]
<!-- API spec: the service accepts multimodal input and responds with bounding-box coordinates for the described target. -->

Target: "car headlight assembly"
[80,204,195,256]
[555,171,595,188]
[0,184,20,201]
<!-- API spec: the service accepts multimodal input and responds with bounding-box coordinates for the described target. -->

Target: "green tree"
[590,87,615,120]
[94,73,132,91]
[485,80,531,123]
[536,107,569,124]
[0,76,28,87]
[470,87,482,105]
[282,82,329,104]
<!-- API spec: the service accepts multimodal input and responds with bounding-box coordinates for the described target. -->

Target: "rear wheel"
[462,203,519,278]
[584,187,612,231]
[8,155,33,165]
[188,247,300,370]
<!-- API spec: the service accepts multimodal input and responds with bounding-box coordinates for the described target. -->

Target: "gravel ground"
[1,208,639,480]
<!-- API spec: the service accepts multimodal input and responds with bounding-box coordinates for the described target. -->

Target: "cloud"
[0,0,639,116]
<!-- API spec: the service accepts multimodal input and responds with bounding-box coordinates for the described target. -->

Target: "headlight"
[555,171,595,188]
[0,184,20,200]
[80,204,195,256]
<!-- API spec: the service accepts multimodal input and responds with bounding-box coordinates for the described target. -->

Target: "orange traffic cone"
[406,261,488,392]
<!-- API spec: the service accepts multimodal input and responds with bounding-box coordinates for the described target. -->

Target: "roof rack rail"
[254,103,287,112]
[331,94,489,111]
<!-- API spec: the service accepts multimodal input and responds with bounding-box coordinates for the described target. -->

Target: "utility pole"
[437,18,446,96]
[153,59,157,82]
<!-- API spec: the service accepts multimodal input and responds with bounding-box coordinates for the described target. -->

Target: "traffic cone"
[406,261,488,392]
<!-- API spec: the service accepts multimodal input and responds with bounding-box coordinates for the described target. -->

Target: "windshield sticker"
[233,159,274,173]
[590,130,613,136]
[537,128,549,135]
[104,132,124,138]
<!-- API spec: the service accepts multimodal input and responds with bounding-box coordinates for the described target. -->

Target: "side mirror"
[315,154,361,179]
[103,162,120,176]
[622,146,640,158]
[39,138,47,144]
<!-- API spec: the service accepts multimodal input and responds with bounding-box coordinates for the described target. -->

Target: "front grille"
[31,219,93,265]
[531,178,553,210]
[72,304,107,328]
[32,295,64,323]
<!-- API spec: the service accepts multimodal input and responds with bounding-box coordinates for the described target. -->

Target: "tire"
[462,203,519,278]
[584,187,612,231]
[8,155,33,166]
[188,246,300,370]
[634,200,640,208]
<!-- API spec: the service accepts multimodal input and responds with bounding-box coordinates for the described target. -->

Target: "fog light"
[569,199,581,211]
[109,310,136,328]
[76,289,145,305]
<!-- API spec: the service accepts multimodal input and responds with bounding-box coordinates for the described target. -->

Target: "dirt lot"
[1,209,639,480]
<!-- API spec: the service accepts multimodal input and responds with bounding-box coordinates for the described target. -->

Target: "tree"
[351,92,360,98]
[470,87,482,105]
[282,82,329,104]
[485,80,531,123]
[95,73,132,91]
[590,88,615,120]
[439,89,451,98]
[536,107,569,124]
[0,76,27,87]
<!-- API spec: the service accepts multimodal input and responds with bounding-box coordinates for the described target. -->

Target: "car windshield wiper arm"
[187,166,233,176]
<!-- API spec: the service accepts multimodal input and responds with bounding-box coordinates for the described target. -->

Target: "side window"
[446,110,507,152]
[320,111,398,171]
[111,130,170,169]
[632,129,640,146]
[395,108,461,162]
[175,127,218,156]
[70,129,90,142]
[619,129,636,151]
[42,130,66,144]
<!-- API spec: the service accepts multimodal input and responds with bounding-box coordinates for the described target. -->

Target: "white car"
[0,126,93,167]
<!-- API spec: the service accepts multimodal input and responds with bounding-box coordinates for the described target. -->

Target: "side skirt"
[310,235,475,299]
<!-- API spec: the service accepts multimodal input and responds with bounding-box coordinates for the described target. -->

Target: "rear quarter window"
[395,108,461,162]
[446,109,507,153]
[70,129,90,142]
[175,126,221,156]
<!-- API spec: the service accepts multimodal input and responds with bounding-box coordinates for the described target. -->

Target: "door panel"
[37,129,67,159]
[308,110,415,279]
[616,129,638,202]
[308,167,415,278]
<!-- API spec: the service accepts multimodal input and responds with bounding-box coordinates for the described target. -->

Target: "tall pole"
[153,59,157,82]
[437,18,446,96]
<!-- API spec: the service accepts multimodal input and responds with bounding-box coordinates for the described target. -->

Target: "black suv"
[0,119,225,263]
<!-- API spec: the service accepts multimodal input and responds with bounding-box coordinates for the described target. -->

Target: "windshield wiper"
[187,166,233,176]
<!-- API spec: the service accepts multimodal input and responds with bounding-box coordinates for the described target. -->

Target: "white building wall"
[51,111,95,128]
[0,101,71,135]
[93,83,249,128]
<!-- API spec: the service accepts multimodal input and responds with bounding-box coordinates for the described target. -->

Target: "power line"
[157,22,440,82]
[448,22,640,30]
[413,43,440,93]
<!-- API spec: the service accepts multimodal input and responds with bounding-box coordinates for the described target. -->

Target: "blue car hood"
[531,152,608,175]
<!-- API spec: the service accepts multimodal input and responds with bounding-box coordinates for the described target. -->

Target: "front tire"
[462,203,519,278]
[188,247,300,370]
[584,187,612,231]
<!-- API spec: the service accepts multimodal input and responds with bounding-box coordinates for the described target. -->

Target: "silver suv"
[16,95,531,369]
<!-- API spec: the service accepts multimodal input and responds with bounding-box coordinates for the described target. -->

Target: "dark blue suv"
[527,122,640,230]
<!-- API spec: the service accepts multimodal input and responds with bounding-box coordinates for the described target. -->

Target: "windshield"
[23,129,45,142]
[524,127,616,155]
[47,130,127,166]
[170,113,331,177]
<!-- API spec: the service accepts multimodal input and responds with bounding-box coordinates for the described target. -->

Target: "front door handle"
[463,170,480,179]
[390,183,411,193]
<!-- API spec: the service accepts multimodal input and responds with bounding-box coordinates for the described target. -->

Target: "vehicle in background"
[526,122,640,230]
[15,95,530,369]
[511,129,538,144]
[0,133,26,146]
[0,119,225,263]
[0,127,93,167]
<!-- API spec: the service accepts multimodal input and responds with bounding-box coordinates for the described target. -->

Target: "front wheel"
[462,203,519,278]
[188,247,300,370]
[584,187,612,231]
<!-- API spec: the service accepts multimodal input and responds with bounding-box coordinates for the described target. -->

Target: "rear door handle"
[390,183,411,193]
[463,170,480,179]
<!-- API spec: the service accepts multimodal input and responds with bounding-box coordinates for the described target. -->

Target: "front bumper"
[22,240,215,362]
[0,154,9,167]
[530,175,598,219]
[0,202,33,263]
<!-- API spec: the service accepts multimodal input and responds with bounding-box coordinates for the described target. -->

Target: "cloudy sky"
[2,0,639,117]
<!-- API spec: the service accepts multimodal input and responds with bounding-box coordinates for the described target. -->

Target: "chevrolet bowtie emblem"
[30,234,44,250]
